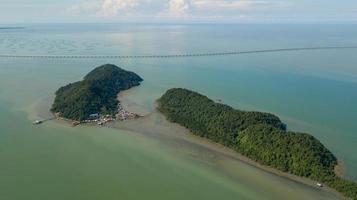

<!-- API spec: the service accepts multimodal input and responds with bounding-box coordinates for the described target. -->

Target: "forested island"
[51,64,143,122]
[158,88,357,200]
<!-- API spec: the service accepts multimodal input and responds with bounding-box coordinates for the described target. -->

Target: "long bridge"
[0,46,356,59]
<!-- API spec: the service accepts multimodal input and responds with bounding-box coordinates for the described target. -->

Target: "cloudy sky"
[1,0,357,23]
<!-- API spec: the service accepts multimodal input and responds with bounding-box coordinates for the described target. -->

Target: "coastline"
[52,112,81,126]
[335,160,345,178]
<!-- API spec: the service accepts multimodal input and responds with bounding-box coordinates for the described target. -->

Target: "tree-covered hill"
[158,88,357,200]
[51,64,143,121]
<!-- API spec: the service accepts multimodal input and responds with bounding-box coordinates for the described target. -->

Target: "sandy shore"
[140,112,346,199]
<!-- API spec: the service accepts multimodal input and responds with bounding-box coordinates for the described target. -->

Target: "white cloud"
[167,0,192,16]
[66,0,139,17]
[160,0,291,17]
[66,0,293,20]
[66,1,101,15]
[98,0,138,17]
[193,0,290,10]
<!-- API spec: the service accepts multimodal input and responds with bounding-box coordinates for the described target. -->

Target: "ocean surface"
[0,24,356,200]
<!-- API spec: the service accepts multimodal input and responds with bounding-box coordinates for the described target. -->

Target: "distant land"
[51,64,143,122]
[0,27,25,30]
[157,88,357,200]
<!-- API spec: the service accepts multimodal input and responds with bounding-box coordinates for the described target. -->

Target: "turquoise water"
[0,24,356,199]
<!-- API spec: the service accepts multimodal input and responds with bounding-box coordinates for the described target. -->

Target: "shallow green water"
[0,24,357,199]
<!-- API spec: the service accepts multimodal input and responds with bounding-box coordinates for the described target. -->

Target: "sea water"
[0,24,356,200]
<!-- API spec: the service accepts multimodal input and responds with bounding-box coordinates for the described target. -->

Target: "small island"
[157,88,357,200]
[51,64,143,125]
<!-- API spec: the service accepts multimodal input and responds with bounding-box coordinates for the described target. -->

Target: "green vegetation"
[51,64,143,121]
[158,88,357,200]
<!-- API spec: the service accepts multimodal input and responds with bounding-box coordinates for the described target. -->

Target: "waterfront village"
[35,103,139,126]
[81,103,139,126]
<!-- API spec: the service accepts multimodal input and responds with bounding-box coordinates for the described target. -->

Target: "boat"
[32,120,42,125]
[316,182,323,187]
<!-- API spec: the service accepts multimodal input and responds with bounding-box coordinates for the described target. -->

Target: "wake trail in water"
[0,46,356,59]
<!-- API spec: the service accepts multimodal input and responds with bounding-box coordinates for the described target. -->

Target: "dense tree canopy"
[158,88,357,200]
[51,64,143,121]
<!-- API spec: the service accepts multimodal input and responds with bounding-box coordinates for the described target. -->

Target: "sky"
[1,0,357,24]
